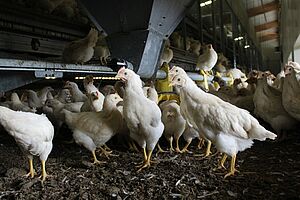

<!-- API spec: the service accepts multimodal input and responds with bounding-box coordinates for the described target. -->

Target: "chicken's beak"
[168,81,175,87]
[116,101,124,107]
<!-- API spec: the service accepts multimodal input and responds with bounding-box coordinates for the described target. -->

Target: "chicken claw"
[180,140,192,153]
[137,150,154,172]
[24,158,36,178]
[224,154,239,179]
[92,150,106,165]
[99,146,117,159]
[156,144,167,155]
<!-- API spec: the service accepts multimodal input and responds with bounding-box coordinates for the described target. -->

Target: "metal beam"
[79,0,196,78]
[247,1,279,17]
[260,33,278,42]
[255,20,278,32]
[0,71,38,93]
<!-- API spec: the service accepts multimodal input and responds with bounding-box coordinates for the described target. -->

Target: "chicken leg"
[175,136,181,153]
[224,154,238,179]
[99,146,117,159]
[169,137,175,152]
[204,140,212,157]
[136,147,148,167]
[92,150,105,165]
[25,158,35,178]
[197,138,205,149]
[137,150,153,172]
[218,154,227,169]
[39,160,47,182]
[180,140,192,153]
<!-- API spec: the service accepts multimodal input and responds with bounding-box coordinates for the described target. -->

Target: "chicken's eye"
[175,70,178,72]
[289,68,292,71]
[262,74,265,77]
[177,78,181,81]
[115,97,117,99]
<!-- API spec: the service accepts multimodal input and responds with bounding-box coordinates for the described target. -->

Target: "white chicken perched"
[64,81,87,102]
[159,39,173,66]
[253,72,298,140]
[116,67,164,171]
[0,106,54,182]
[282,61,300,121]
[169,66,276,178]
[195,44,218,73]
[62,28,98,64]
[159,100,186,152]
[63,94,123,164]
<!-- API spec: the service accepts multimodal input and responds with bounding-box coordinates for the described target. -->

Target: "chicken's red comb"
[118,67,126,73]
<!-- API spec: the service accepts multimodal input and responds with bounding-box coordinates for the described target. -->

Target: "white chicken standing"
[159,100,186,152]
[282,62,300,121]
[195,44,218,74]
[63,94,123,164]
[253,72,298,140]
[116,67,164,171]
[0,106,54,182]
[169,66,276,178]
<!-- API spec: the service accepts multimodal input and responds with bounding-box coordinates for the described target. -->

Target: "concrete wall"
[281,0,300,66]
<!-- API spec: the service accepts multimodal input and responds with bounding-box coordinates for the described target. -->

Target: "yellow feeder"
[156,63,180,103]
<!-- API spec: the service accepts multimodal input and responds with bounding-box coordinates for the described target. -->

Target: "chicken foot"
[99,146,117,159]
[224,154,239,179]
[213,153,227,171]
[92,150,106,165]
[197,138,205,149]
[128,141,140,152]
[156,144,167,155]
[137,150,154,172]
[169,137,175,152]
[24,158,36,178]
[194,140,212,157]
[180,140,192,153]
[175,137,181,153]
[38,160,48,183]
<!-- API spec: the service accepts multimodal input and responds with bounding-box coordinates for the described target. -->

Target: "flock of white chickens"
[1,22,300,183]
[1,60,300,183]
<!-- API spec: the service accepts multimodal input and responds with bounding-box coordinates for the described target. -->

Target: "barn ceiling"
[243,0,280,70]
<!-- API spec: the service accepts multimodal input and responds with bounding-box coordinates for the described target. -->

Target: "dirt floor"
[0,128,299,200]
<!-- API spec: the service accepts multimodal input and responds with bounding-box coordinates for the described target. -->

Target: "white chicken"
[10,92,36,113]
[169,66,276,178]
[115,67,164,171]
[189,38,201,56]
[25,90,44,109]
[0,106,54,182]
[55,89,72,104]
[62,28,98,64]
[253,72,298,140]
[143,86,159,104]
[159,100,185,152]
[37,86,54,105]
[64,81,87,102]
[226,68,247,80]
[94,32,110,65]
[80,91,103,112]
[195,44,218,73]
[282,62,300,121]
[160,39,173,66]
[63,94,123,164]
